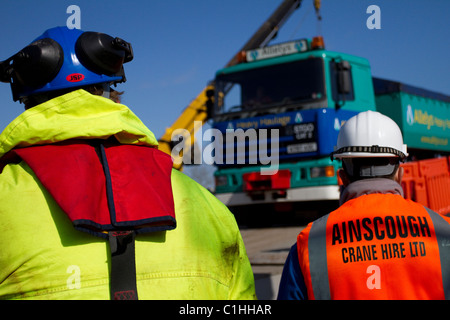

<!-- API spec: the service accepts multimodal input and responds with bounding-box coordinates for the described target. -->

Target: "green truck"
[211,37,450,223]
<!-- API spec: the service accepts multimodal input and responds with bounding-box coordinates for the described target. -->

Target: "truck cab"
[213,38,375,121]
[211,38,377,221]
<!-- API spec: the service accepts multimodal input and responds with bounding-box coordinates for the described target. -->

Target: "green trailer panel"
[373,77,450,153]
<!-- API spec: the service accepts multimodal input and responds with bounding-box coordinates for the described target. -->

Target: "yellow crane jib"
[158,85,214,170]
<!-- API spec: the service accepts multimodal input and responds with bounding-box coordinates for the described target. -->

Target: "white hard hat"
[331,110,408,160]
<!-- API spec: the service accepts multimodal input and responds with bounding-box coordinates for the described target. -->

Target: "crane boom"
[158,0,303,169]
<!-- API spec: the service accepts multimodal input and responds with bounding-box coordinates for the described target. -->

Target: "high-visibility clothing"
[0,89,256,300]
[297,193,450,300]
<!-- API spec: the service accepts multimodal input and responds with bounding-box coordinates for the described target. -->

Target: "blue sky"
[1,0,449,140]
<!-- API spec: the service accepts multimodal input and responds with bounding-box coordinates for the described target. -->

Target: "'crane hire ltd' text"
[331,215,431,263]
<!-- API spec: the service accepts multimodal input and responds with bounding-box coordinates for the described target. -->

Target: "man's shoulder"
[170,169,232,214]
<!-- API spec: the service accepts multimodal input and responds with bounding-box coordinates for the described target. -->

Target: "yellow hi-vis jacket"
[0,89,256,300]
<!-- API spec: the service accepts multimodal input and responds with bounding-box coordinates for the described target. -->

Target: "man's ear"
[394,166,404,184]
[339,169,351,187]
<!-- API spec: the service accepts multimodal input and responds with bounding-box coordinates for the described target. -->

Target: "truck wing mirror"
[337,60,351,94]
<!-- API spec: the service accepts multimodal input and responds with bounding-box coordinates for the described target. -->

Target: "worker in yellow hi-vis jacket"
[0,26,256,300]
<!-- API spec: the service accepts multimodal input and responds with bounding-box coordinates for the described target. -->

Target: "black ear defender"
[0,59,13,83]
[1,28,134,102]
[75,32,134,77]
[0,38,64,88]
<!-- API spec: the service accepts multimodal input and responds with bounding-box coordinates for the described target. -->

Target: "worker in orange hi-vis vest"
[278,110,450,300]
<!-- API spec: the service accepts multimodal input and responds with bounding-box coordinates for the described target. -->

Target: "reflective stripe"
[425,207,450,300]
[308,214,330,299]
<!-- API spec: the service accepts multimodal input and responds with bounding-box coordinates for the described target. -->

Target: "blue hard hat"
[0,26,133,101]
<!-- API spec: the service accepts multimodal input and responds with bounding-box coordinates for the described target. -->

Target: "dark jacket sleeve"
[277,243,308,300]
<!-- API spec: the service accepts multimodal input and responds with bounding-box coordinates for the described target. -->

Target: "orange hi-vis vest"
[297,193,450,300]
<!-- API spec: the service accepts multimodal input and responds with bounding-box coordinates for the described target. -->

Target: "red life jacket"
[2,139,176,300]
[297,193,450,299]
[3,139,176,235]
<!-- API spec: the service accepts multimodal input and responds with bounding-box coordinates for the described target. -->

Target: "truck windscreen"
[215,57,325,115]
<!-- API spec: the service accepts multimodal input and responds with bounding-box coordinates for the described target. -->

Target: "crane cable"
[314,0,322,36]
[289,0,322,40]
[289,4,313,39]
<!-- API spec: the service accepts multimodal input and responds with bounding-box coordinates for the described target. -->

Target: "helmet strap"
[102,83,111,99]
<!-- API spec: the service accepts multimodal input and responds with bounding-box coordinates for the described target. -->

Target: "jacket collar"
[0,89,158,157]
[340,178,404,205]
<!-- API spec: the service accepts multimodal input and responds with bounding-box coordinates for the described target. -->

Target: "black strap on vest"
[97,141,139,300]
[108,230,138,300]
